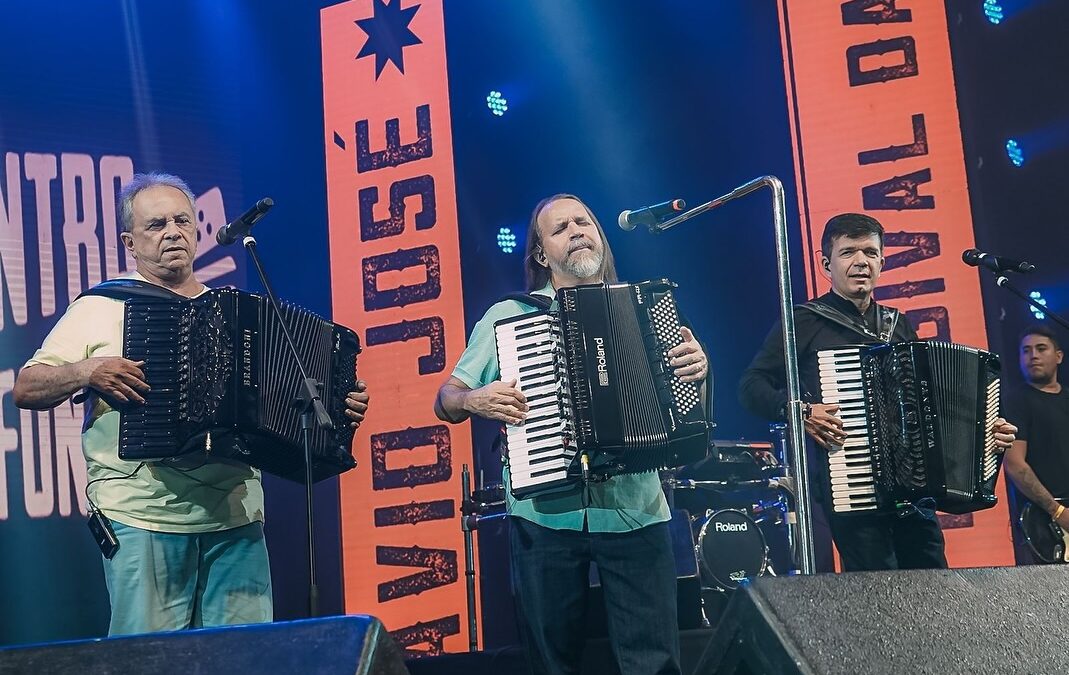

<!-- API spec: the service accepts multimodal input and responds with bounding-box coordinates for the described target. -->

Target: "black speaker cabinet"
[0,615,409,675]
[696,566,1069,674]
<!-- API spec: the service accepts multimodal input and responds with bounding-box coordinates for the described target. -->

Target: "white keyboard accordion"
[818,341,1001,515]
[494,280,709,498]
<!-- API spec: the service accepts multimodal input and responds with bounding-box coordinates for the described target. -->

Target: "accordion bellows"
[818,341,1001,515]
[118,288,360,483]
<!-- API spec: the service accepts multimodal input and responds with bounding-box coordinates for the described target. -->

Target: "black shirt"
[738,291,918,421]
[1005,385,1069,499]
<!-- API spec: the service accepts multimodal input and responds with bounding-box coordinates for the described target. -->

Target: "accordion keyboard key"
[495,316,574,495]
[819,347,878,512]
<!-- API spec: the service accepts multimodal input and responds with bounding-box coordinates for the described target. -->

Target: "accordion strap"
[798,299,900,343]
[76,278,185,302]
[499,291,553,311]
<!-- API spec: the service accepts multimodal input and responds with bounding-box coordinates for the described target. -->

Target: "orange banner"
[321,0,475,654]
[777,0,1012,567]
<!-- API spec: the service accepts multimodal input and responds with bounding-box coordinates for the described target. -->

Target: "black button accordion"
[817,341,1001,515]
[118,288,361,483]
[494,280,709,498]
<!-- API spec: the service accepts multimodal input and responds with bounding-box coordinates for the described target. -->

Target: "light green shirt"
[23,274,264,533]
[452,283,670,532]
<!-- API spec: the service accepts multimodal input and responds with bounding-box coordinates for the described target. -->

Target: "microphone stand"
[986,271,1069,332]
[461,465,478,652]
[459,464,507,652]
[241,234,335,618]
[645,176,817,575]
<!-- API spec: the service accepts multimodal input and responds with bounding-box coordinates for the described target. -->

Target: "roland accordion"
[118,288,361,483]
[817,341,1001,515]
[494,280,709,498]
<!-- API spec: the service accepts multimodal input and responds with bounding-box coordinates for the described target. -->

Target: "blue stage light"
[497,226,517,253]
[983,0,1005,24]
[1029,291,1047,320]
[486,90,508,116]
[1006,139,1025,167]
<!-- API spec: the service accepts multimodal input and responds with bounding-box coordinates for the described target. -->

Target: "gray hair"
[118,172,197,232]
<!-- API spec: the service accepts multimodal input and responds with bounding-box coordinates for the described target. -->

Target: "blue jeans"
[509,517,681,675]
[102,521,273,635]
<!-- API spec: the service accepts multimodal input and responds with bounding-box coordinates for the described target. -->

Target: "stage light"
[497,227,517,253]
[1005,139,1025,167]
[983,0,1005,24]
[1029,291,1047,320]
[982,0,1054,25]
[486,90,508,116]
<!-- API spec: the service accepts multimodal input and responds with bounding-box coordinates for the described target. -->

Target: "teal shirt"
[452,283,670,532]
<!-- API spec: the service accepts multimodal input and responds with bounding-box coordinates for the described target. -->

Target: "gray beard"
[564,250,603,279]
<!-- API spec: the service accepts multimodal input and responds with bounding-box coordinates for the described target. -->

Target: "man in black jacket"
[739,213,1016,571]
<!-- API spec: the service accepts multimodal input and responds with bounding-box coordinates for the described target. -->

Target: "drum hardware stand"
[751,493,791,579]
[643,176,817,574]
[460,464,507,652]
[241,233,335,618]
[669,477,788,492]
[461,465,479,652]
[769,424,800,573]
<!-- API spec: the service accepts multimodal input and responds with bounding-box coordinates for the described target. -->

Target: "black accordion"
[494,280,709,498]
[118,288,361,483]
[817,341,1001,515]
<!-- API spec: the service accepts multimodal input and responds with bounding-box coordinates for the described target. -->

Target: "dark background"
[0,0,1065,646]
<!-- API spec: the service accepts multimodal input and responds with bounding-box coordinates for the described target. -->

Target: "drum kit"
[662,428,798,623]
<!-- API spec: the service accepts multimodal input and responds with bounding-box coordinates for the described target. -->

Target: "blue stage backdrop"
[0,0,802,646]
[0,2,251,644]
[1,0,1067,650]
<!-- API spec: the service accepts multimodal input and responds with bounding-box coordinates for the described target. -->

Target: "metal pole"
[767,177,816,575]
[649,176,816,574]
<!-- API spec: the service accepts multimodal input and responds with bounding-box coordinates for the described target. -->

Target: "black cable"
[160,462,234,493]
[83,455,235,515]
[84,462,145,512]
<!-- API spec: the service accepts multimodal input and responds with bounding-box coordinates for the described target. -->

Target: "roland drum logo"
[594,336,609,386]
[715,520,748,533]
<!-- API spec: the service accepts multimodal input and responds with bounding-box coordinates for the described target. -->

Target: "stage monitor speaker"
[695,566,1069,674]
[0,615,409,675]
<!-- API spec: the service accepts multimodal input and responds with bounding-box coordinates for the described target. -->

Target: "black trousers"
[509,517,681,675]
[827,505,948,571]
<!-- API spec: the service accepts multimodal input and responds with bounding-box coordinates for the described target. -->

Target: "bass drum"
[696,509,768,590]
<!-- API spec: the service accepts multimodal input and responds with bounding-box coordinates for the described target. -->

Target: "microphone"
[618,199,686,231]
[216,197,274,246]
[962,248,1036,274]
